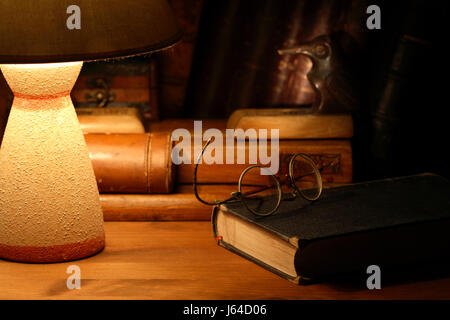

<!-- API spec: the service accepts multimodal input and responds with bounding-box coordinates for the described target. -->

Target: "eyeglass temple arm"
[193,137,217,206]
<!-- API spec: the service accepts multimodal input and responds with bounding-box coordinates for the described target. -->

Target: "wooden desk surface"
[1,222,450,300]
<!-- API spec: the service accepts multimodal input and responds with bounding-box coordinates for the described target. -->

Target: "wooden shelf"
[1,221,449,299]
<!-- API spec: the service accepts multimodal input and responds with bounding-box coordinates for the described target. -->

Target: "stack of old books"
[81,108,353,221]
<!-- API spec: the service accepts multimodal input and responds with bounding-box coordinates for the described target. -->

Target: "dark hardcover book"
[212,173,450,284]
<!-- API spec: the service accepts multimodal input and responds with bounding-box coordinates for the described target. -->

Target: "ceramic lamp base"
[0,62,105,263]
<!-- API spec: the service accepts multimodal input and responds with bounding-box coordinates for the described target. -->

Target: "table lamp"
[0,0,181,263]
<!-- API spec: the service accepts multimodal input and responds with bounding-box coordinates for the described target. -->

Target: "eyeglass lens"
[239,166,281,215]
[290,154,321,201]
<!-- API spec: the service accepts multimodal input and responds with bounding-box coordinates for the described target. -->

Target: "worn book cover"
[212,173,450,284]
[227,109,354,139]
[85,133,175,194]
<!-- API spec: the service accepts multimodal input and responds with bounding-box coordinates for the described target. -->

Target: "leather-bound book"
[367,1,449,179]
[148,118,352,186]
[213,173,450,284]
[227,108,353,139]
[77,107,146,134]
[156,0,204,119]
[85,133,174,194]
[100,184,231,221]
[178,139,352,186]
[149,118,227,134]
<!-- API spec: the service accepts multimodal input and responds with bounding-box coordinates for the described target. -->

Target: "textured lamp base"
[0,62,105,263]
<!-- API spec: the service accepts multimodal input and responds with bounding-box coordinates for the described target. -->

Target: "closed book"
[85,133,174,194]
[149,119,352,186]
[156,0,204,119]
[212,173,450,284]
[227,109,354,139]
[149,118,227,134]
[178,139,352,186]
[77,107,146,134]
[100,184,232,221]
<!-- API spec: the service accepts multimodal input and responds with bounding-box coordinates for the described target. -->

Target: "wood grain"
[1,222,449,299]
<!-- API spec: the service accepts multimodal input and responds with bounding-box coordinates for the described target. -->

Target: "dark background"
[159,0,450,182]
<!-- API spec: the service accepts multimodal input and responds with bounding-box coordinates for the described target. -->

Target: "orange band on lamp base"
[0,62,105,263]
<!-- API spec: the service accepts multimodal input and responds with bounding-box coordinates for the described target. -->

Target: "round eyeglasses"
[193,138,323,216]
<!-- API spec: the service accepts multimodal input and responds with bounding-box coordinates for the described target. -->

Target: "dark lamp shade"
[0,0,182,63]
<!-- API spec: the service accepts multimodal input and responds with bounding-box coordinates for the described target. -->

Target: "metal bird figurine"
[278,33,360,114]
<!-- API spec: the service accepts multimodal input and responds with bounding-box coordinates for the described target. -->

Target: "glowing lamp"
[0,0,181,262]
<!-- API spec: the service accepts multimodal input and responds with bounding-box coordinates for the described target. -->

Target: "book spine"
[101,185,230,221]
[157,0,204,119]
[85,133,174,194]
[101,193,211,221]
[228,111,354,139]
[177,139,352,186]
[369,34,432,177]
[76,107,146,134]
